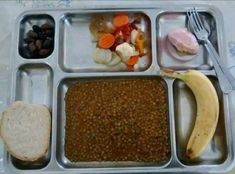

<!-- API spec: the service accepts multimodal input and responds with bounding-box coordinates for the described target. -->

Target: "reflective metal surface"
[5,5,234,174]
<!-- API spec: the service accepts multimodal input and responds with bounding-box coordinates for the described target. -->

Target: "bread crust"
[0,101,51,161]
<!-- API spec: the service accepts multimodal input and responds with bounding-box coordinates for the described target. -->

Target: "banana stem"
[161,68,183,80]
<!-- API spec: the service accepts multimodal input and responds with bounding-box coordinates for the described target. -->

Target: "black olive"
[45,29,54,37]
[24,37,34,44]
[27,30,38,38]
[28,42,36,53]
[43,38,53,48]
[32,25,42,33]
[35,39,42,50]
[39,49,50,56]
[41,23,53,30]
[38,32,47,40]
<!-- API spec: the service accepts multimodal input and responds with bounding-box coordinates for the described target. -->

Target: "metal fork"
[187,8,235,93]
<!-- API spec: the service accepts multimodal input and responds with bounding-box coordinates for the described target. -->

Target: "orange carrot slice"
[98,33,115,49]
[127,65,134,71]
[126,55,139,66]
[113,15,129,28]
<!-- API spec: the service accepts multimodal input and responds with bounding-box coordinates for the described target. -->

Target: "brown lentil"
[65,78,170,162]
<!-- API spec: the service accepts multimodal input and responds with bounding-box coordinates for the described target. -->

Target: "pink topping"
[168,28,199,54]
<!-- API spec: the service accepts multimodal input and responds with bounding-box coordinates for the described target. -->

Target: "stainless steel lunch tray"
[5,5,234,173]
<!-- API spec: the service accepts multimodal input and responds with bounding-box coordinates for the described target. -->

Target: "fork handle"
[204,40,235,93]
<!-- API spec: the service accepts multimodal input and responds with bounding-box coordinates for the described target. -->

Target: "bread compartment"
[173,77,227,165]
[56,77,171,168]
[12,63,53,169]
[156,11,218,70]
[59,12,152,72]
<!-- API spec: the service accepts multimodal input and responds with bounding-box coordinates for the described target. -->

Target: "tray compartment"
[59,12,152,72]
[173,77,227,165]
[15,63,53,108]
[56,77,171,168]
[18,14,55,59]
[156,11,218,70]
[13,63,53,169]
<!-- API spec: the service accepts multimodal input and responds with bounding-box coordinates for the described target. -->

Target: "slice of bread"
[0,101,51,161]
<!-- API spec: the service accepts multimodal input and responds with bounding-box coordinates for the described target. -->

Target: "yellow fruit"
[162,69,219,159]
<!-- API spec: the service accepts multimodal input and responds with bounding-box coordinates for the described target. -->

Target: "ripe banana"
[162,69,219,159]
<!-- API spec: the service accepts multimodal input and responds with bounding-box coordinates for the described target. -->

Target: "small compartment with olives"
[18,14,55,59]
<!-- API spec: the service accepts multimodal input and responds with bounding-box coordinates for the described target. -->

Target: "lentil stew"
[64,78,170,163]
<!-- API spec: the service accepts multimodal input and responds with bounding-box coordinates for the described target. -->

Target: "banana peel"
[161,69,219,159]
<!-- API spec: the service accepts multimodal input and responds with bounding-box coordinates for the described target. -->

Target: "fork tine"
[186,10,198,32]
[194,8,204,29]
[192,8,203,30]
[191,9,202,31]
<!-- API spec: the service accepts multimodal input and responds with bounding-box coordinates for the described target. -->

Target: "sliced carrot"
[127,65,134,71]
[98,33,115,49]
[113,15,129,28]
[126,55,139,66]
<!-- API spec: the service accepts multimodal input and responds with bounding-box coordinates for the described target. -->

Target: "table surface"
[0,0,234,173]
